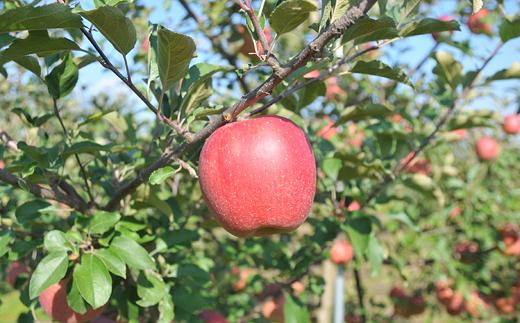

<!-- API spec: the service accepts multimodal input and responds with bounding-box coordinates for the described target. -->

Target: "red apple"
[432,15,455,40]
[502,114,520,135]
[303,70,320,79]
[238,24,272,57]
[200,310,228,323]
[408,294,426,315]
[6,261,30,286]
[261,294,284,323]
[401,152,431,175]
[464,292,489,317]
[446,291,464,315]
[316,116,338,140]
[330,239,354,265]
[451,129,467,141]
[325,77,345,100]
[436,280,454,305]
[347,200,361,212]
[199,116,316,237]
[495,297,516,314]
[475,137,499,161]
[231,267,252,291]
[290,281,305,296]
[346,123,365,149]
[0,160,4,169]
[454,241,479,263]
[39,280,104,323]
[449,207,462,220]
[468,9,492,35]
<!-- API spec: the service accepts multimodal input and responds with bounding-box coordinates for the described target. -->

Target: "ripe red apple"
[454,241,479,263]
[330,239,354,265]
[500,223,519,246]
[39,280,104,323]
[0,160,5,169]
[290,281,305,296]
[231,267,252,291]
[475,137,499,161]
[401,152,431,175]
[199,310,228,323]
[432,15,455,40]
[495,297,516,314]
[446,291,464,316]
[468,9,492,34]
[6,261,30,286]
[325,77,345,100]
[451,128,467,141]
[449,207,462,220]
[435,280,454,305]
[316,116,338,140]
[408,294,426,315]
[303,70,320,79]
[502,114,520,135]
[261,294,284,323]
[464,292,489,317]
[199,116,316,237]
[347,200,361,212]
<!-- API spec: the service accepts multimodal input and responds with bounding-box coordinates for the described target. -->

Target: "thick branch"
[103,0,378,211]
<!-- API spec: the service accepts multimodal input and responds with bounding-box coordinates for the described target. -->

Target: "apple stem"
[333,265,345,323]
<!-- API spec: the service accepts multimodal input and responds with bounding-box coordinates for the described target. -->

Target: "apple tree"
[0,0,519,322]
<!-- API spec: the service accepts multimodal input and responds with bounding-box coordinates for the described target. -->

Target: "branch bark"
[103,0,378,211]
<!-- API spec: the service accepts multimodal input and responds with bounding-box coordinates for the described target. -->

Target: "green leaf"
[433,51,462,90]
[158,293,175,323]
[94,248,126,279]
[0,4,82,33]
[15,200,51,224]
[322,158,342,180]
[94,0,128,6]
[137,271,166,307]
[366,234,385,275]
[0,32,82,65]
[80,6,136,55]
[110,235,155,270]
[345,216,372,256]
[298,81,326,109]
[270,0,318,35]
[67,278,88,315]
[350,60,413,87]
[45,54,78,98]
[337,104,393,124]
[44,230,73,252]
[0,231,14,258]
[73,253,112,309]
[89,211,121,235]
[399,18,460,37]
[29,251,68,299]
[399,0,422,19]
[341,17,398,44]
[331,0,353,23]
[283,292,310,323]
[13,56,41,78]
[157,28,196,91]
[487,62,520,81]
[149,166,177,185]
[63,141,110,157]
[499,16,520,43]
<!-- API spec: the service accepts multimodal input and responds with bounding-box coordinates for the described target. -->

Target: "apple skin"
[468,9,492,35]
[330,239,354,265]
[495,297,516,314]
[464,292,489,318]
[39,280,104,323]
[238,25,272,57]
[199,310,228,323]
[502,114,520,135]
[446,292,464,316]
[6,261,29,286]
[475,137,499,161]
[432,15,455,40]
[261,294,284,323]
[451,129,467,141]
[199,116,316,237]
[316,116,337,140]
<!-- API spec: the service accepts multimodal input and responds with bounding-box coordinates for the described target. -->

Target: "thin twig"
[80,27,192,140]
[353,268,366,323]
[0,129,20,153]
[178,0,250,93]
[52,99,95,205]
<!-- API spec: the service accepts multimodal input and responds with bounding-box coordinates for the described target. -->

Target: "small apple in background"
[198,116,316,237]
[6,261,30,286]
[141,37,149,52]
[499,223,520,257]
[495,297,516,314]
[330,239,354,265]
[261,294,284,323]
[39,279,105,323]
[408,294,427,315]
[200,309,228,323]
[389,287,425,318]
[502,114,520,135]
[468,9,492,35]
[454,241,479,264]
[290,281,305,296]
[347,200,361,212]
[451,128,467,141]
[346,123,365,149]
[464,291,489,317]
[231,267,252,291]
[435,280,454,305]
[325,77,345,100]
[446,291,464,316]
[0,160,4,169]
[401,152,431,175]
[316,116,338,140]
[237,24,272,57]
[360,42,379,60]
[432,15,455,40]
[303,70,320,79]
[475,137,499,161]
[449,206,462,220]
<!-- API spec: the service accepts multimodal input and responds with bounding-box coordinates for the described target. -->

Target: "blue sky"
[77,0,520,117]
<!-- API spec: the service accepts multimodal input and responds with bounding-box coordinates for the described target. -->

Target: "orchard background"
[0,0,519,322]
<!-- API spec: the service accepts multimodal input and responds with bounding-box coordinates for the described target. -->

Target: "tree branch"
[103,0,378,211]
[0,129,20,153]
[178,0,251,93]
[80,27,192,140]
